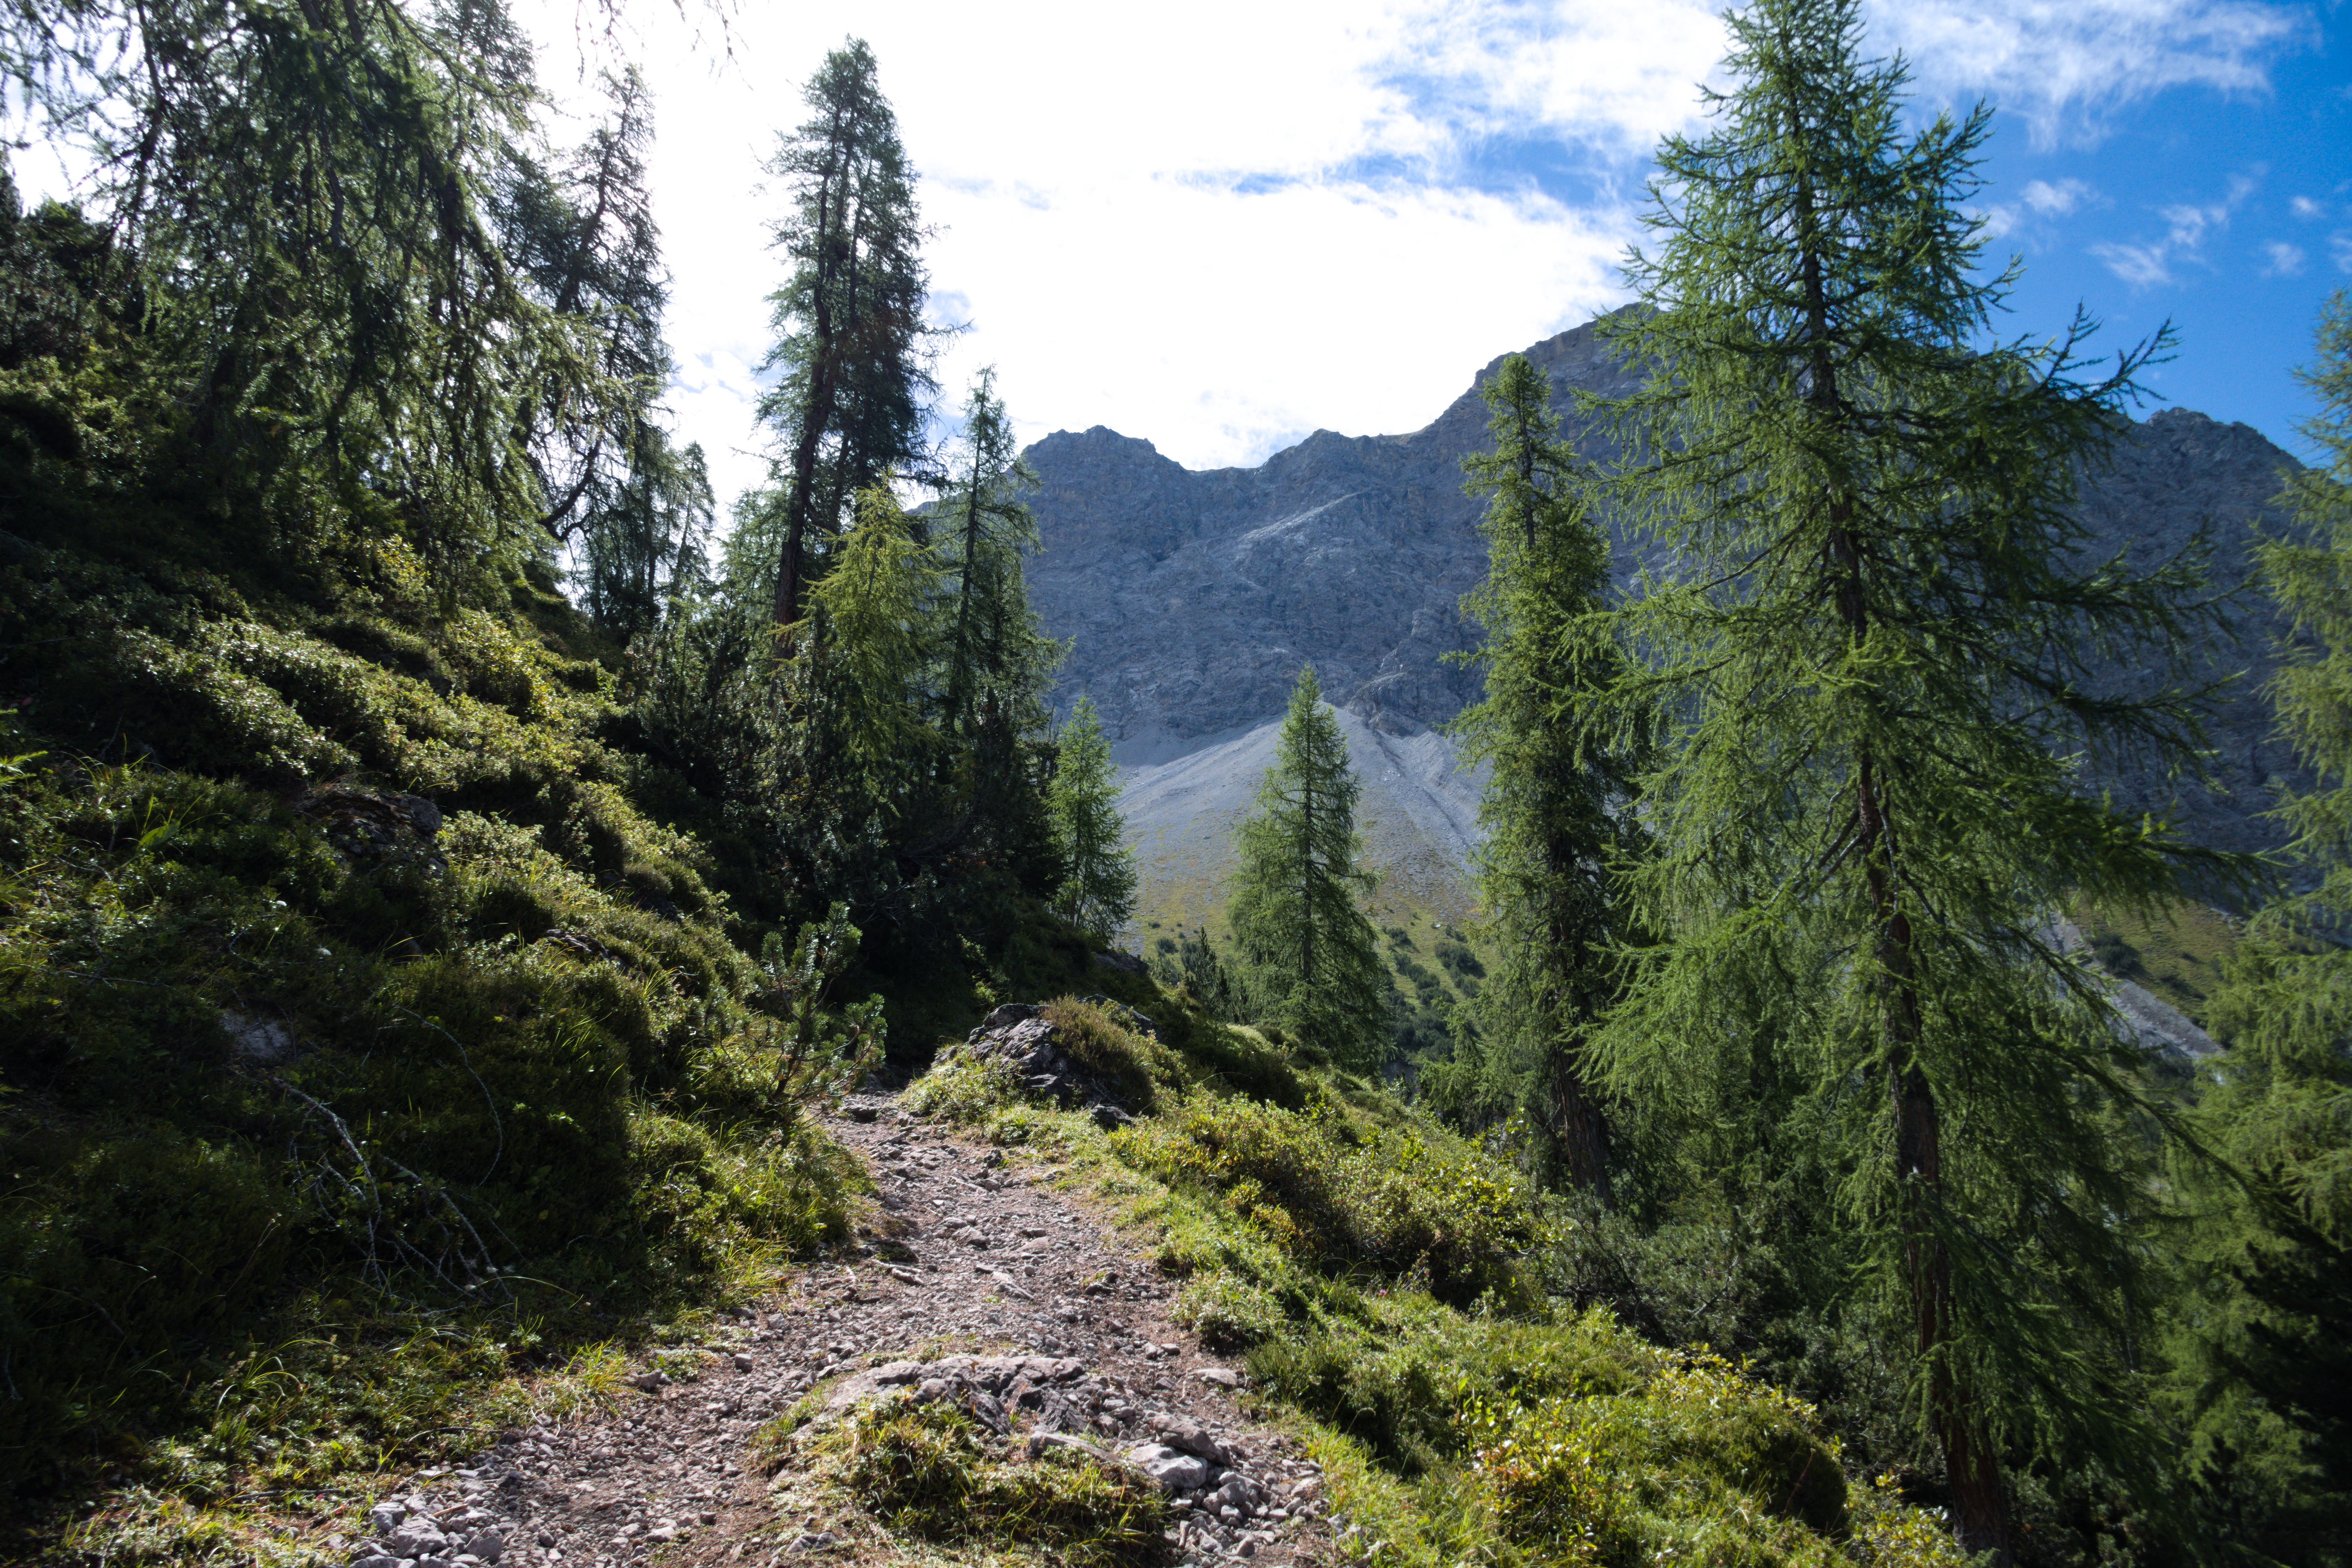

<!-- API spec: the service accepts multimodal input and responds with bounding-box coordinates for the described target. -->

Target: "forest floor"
[318,1094,1333,1568]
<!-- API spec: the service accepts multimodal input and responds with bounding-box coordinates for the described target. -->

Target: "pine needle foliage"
[495,66,715,640]
[2193,293,2352,1559]
[1441,352,1645,1202]
[0,0,613,578]
[1583,0,2236,1552]
[2211,291,2352,1228]
[1229,668,1388,1071]
[758,39,937,626]
[1049,695,1137,940]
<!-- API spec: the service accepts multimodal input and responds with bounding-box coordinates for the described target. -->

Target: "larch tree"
[1047,695,1137,940]
[495,67,713,640]
[1449,351,1645,1203]
[758,40,935,628]
[1228,668,1389,1070]
[942,366,1041,738]
[0,0,601,572]
[1586,0,2229,1555]
[2198,292,2352,1543]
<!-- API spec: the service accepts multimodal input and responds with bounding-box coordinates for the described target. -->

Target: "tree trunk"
[1545,1023,1613,1204]
[1796,130,2010,1555]
[1544,819,1611,1204]
[1892,1054,2011,1557]
[946,460,985,733]
[1299,784,1315,1003]
[775,120,847,628]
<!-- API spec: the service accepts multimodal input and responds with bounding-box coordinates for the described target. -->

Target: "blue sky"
[510,0,2352,508]
[1967,38,2348,456]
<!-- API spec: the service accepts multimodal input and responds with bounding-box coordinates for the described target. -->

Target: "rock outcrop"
[1022,313,2309,899]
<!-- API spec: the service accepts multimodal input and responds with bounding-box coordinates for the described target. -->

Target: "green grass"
[890,1006,1978,1568]
[811,1399,1170,1567]
[2070,894,2243,1025]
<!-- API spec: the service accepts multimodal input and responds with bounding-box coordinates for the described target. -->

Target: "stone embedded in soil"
[1127,1443,1212,1492]
[312,1076,1324,1568]
[1150,1413,1231,1464]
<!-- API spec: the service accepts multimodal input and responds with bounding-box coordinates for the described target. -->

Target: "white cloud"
[2021,178,2095,214]
[2335,234,2352,273]
[506,0,2315,516]
[1983,176,2098,238]
[2092,169,2260,286]
[524,0,1658,502]
[1867,0,2313,147]
[2092,241,2180,287]
[2263,241,2307,275]
[2292,195,2325,218]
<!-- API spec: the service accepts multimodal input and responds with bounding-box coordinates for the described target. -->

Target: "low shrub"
[1119,1092,1548,1307]
[1040,995,1184,1108]
[824,1397,1169,1566]
[1173,1268,1286,1351]
[1470,1350,1849,1566]
[900,1053,1024,1123]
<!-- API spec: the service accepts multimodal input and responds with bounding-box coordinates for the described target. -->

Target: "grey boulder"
[1124,1442,1211,1493]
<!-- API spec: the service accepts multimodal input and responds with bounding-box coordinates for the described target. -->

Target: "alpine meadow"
[0,3,2344,1568]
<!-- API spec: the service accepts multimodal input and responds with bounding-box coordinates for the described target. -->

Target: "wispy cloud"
[1870,0,2315,147]
[2022,177,2096,214]
[2263,241,2307,276]
[512,0,2321,510]
[2291,195,2325,218]
[1982,176,2100,239]
[2092,170,2260,286]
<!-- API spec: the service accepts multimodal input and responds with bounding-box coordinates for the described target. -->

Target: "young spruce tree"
[1445,352,1644,1203]
[1228,668,1388,1069]
[1047,695,1138,940]
[1588,0,2225,1554]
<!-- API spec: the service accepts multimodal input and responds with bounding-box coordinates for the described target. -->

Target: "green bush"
[1470,1350,1849,1566]
[824,1397,1169,1567]
[1119,1092,1548,1307]
[1040,995,1184,1108]
[1173,1268,1286,1351]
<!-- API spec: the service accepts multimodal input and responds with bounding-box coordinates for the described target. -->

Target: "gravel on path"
[325,1094,1332,1568]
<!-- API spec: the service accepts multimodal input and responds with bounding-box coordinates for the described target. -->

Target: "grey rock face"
[1025,322,1642,751]
[1023,315,2308,879]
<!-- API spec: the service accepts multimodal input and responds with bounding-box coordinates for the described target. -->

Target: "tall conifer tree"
[759,40,935,628]
[942,367,1041,736]
[1450,352,1644,1202]
[1229,669,1388,1070]
[1047,695,1137,940]
[2197,294,2352,1546]
[495,68,714,640]
[1587,1,2226,1553]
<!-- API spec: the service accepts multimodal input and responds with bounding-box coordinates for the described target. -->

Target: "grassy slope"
[0,516,878,1559]
[2067,895,2243,1027]
[895,991,1978,1568]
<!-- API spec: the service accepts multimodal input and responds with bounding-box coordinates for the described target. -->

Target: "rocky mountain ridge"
[1020,314,2308,922]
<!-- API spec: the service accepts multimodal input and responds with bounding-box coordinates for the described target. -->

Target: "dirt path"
[330,1095,1332,1568]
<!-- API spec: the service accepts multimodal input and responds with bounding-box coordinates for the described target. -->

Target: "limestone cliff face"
[1024,318,1645,759]
[1023,313,2308,897]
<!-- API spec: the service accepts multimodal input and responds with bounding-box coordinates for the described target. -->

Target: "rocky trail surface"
[328,1094,1330,1568]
